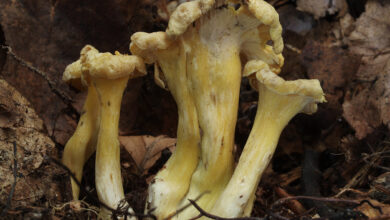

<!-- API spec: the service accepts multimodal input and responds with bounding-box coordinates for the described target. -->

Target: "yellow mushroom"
[62,60,100,200]
[79,45,146,219]
[211,60,326,217]
[130,0,284,218]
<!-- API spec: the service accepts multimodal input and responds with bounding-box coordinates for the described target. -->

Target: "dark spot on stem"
[210,92,216,104]
[107,101,111,106]
[80,121,84,126]
[221,137,224,147]
[239,195,243,198]
[110,173,113,181]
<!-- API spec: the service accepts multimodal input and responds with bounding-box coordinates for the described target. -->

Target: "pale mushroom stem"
[211,73,323,217]
[93,77,134,219]
[176,29,241,218]
[146,44,201,218]
[62,85,99,200]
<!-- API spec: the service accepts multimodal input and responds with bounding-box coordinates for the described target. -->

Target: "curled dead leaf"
[119,135,176,175]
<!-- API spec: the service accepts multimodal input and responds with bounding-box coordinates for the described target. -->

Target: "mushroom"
[62,60,100,200]
[131,32,202,219]
[63,45,146,219]
[130,0,284,218]
[210,60,326,217]
[79,45,146,219]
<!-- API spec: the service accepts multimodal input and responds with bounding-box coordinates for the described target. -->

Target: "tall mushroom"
[211,60,326,217]
[66,45,146,219]
[131,32,202,219]
[62,60,100,200]
[130,0,284,218]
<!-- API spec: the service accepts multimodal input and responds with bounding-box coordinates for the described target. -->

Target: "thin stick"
[188,199,262,220]
[0,142,18,216]
[0,45,79,118]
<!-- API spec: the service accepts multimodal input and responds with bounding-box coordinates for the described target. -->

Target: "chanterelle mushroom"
[62,60,100,200]
[211,60,326,217]
[64,45,146,219]
[130,0,284,218]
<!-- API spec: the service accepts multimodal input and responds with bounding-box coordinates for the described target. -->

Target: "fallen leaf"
[296,0,347,19]
[342,0,390,139]
[119,135,176,175]
[0,79,62,208]
[355,199,390,218]
[301,40,360,110]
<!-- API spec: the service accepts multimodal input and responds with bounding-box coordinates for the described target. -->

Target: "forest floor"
[1,0,390,219]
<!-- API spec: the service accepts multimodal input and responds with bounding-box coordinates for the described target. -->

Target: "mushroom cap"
[130,32,173,64]
[62,60,85,90]
[244,60,326,114]
[166,0,215,37]
[166,0,283,54]
[80,45,147,83]
[63,60,82,82]
[130,0,285,89]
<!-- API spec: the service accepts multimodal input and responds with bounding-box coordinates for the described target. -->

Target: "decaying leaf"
[119,135,176,175]
[0,79,62,208]
[342,0,390,139]
[355,199,390,218]
[301,40,360,110]
[296,0,347,19]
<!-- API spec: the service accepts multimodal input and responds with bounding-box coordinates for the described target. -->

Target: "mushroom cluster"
[62,0,325,219]
[130,0,324,219]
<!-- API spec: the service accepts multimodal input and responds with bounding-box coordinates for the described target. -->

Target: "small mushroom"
[79,45,146,219]
[210,60,326,217]
[62,60,100,200]
[130,0,284,218]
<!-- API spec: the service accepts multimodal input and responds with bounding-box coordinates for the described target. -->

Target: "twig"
[274,187,306,215]
[48,156,157,220]
[0,45,79,118]
[362,150,390,171]
[1,142,18,216]
[188,199,262,220]
[163,191,210,220]
[272,195,359,208]
[271,196,383,214]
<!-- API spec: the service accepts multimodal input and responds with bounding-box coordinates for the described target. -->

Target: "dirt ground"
[1,0,390,219]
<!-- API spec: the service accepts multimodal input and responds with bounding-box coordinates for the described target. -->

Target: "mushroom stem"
[93,77,134,219]
[146,43,201,218]
[176,28,241,218]
[211,68,325,217]
[62,85,99,200]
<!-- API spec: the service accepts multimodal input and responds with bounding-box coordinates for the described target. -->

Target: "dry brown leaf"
[355,199,390,218]
[119,135,176,175]
[301,40,360,110]
[296,0,347,19]
[342,0,390,139]
[0,79,62,208]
